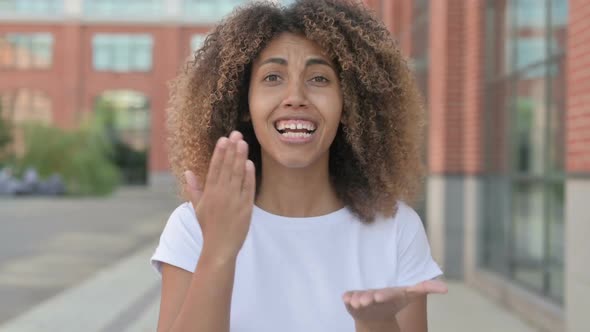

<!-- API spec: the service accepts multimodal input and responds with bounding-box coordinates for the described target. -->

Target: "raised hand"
[184,131,256,262]
[343,279,448,329]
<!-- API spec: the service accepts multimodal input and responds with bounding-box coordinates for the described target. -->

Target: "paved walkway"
[0,242,539,332]
[0,187,539,332]
[0,187,179,324]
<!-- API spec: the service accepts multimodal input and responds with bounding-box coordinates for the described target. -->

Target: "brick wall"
[428,0,466,174]
[462,0,485,174]
[567,0,590,173]
[0,22,210,173]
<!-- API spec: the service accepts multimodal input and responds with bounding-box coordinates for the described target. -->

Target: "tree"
[0,102,13,164]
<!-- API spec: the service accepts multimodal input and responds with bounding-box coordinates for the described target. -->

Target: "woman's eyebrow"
[260,57,287,66]
[259,57,334,69]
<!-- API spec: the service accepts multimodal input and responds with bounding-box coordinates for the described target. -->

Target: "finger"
[373,287,401,304]
[406,280,448,298]
[229,130,243,142]
[219,137,237,183]
[342,291,353,304]
[359,290,376,307]
[231,140,248,187]
[242,160,256,200]
[350,291,363,309]
[205,137,228,186]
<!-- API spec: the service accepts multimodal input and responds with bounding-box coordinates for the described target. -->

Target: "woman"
[151,1,447,331]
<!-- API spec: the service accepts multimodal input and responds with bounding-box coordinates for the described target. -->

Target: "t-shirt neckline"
[252,204,351,228]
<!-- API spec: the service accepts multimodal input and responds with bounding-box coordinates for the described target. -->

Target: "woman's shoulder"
[378,200,425,234]
[162,201,202,238]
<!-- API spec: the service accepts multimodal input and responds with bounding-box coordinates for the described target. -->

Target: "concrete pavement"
[0,187,179,324]
[0,242,539,332]
[0,187,540,331]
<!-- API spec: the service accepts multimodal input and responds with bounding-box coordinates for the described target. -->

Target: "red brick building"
[367,1,586,331]
[1,1,589,330]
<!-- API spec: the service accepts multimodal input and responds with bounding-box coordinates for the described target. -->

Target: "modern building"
[1,0,588,331]
[0,0,249,184]
[369,1,586,331]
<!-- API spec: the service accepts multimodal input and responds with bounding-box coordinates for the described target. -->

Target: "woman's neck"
[255,156,343,218]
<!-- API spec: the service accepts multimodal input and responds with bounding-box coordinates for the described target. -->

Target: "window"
[0,0,62,14]
[0,89,52,155]
[92,34,153,73]
[83,0,162,16]
[0,33,54,70]
[482,0,566,304]
[183,0,247,22]
[94,90,150,184]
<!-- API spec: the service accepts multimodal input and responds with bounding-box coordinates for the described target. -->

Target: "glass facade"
[92,34,153,73]
[183,0,247,22]
[482,0,567,303]
[0,0,62,14]
[407,0,430,223]
[0,33,54,70]
[83,0,163,16]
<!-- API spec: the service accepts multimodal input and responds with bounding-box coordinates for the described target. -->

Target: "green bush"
[15,118,120,196]
[0,102,13,166]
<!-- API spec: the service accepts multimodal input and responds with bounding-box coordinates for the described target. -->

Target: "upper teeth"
[275,120,316,131]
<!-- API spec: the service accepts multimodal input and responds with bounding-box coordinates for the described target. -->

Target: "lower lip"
[275,130,316,144]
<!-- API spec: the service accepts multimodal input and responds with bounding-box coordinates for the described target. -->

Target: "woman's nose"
[282,80,308,109]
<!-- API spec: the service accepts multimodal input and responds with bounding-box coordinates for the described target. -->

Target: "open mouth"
[274,119,317,138]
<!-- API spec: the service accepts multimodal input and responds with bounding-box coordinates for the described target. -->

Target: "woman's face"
[248,33,343,170]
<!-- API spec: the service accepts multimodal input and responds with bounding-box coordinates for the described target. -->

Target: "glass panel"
[550,0,568,55]
[183,0,248,22]
[93,36,110,70]
[92,34,153,72]
[547,58,565,173]
[487,80,510,173]
[94,90,150,184]
[0,0,61,14]
[30,33,53,68]
[547,181,564,301]
[1,33,53,69]
[0,36,16,68]
[512,182,545,291]
[515,0,547,28]
[483,177,511,273]
[513,65,547,175]
[84,0,163,16]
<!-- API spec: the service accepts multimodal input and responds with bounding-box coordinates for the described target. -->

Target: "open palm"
[342,279,448,324]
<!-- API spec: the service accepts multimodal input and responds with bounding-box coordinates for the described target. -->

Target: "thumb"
[184,170,203,203]
[406,279,448,299]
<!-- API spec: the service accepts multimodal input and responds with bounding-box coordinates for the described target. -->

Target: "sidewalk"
[0,242,539,332]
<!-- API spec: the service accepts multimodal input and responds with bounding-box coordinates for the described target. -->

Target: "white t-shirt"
[151,201,442,332]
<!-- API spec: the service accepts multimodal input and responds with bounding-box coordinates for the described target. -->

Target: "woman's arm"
[158,253,237,332]
[158,132,255,332]
[396,295,427,331]
[345,281,444,332]
[352,295,427,332]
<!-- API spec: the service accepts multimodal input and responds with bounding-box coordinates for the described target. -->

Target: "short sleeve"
[394,202,443,287]
[150,202,203,276]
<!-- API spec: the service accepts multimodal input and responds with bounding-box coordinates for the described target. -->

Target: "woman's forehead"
[254,33,332,65]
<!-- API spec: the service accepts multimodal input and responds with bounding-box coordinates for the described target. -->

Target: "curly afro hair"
[167,0,426,223]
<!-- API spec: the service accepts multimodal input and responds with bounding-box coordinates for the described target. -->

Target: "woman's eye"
[311,76,329,83]
[264,74,280,82]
